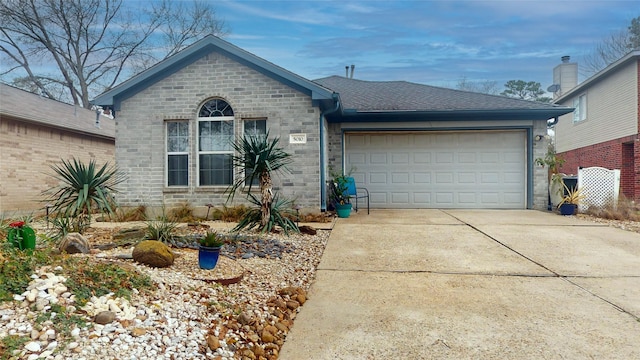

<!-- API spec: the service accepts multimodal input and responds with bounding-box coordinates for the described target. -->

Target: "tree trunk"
[260,171,273,227]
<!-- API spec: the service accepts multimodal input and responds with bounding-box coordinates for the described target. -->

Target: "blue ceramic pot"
[335,203,352,218]
[559,203,577,216]
[198,245,222,270]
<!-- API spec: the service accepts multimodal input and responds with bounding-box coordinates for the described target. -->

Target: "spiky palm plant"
[227,132,294,230]
[234,193,298,234]
[43,158,124,230]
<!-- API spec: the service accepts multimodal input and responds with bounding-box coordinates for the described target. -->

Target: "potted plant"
[535,143,566,209]
[557,182,585,216]
[198,231,225,270]
[329,174,352,218]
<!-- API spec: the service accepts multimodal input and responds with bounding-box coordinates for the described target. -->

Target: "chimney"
[552,55,578,98]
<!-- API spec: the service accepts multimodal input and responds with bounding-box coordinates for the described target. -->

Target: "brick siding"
[558,135,638,201]
[116,51,321,211]
[0,119,115,215]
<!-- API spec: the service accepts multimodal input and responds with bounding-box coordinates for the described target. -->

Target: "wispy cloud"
[217,0,637,88]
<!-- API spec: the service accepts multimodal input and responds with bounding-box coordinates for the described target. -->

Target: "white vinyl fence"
[577,167,621,212]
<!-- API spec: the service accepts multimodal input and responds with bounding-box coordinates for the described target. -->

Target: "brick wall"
[558,135,638,201]
[116,51,321,211]
[0,119,115,215]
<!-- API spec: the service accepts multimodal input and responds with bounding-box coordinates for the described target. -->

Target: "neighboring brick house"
[553,51,640,201]
[0,83,115,216]
[93,35,572,213]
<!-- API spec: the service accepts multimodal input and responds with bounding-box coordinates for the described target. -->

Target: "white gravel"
[0,228,330,359]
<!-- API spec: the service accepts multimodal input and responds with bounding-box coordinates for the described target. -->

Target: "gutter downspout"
[320,93,340,211]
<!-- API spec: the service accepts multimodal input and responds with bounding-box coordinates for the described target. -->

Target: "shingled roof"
[0,83,114,140]
[313,76,572,120]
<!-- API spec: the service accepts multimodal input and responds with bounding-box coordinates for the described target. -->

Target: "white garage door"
[345,131,526,209]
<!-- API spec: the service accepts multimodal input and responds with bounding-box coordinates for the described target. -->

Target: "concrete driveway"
[279,210,640,359]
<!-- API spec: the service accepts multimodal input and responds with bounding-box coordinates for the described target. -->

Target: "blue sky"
[215,0,638,92]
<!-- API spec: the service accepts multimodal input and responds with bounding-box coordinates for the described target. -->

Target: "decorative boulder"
[112,227,146,241]
[132,240,174,268]
[299,225,317,235]
[94,310,116,325]
[59,233,90,254]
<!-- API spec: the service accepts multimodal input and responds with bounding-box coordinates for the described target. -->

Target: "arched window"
[198,99,234,185]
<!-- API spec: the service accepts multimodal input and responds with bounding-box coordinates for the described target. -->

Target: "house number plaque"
[289,133,307,144]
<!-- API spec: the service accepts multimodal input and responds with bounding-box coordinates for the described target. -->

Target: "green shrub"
[62,258,153,306]
[0,245,53,302]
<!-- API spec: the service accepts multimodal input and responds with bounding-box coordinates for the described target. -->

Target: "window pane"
[244,119,267,138]
[243,120,266,186]
[200,154,233,185]
[199,99,234,117]
[200,120,233,151]
[168,122,188,152]
[168,155,188,186]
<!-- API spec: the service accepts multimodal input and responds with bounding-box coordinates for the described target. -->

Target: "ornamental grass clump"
[199,231,225,248]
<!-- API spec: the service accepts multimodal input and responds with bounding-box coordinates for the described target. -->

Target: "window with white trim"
[243,119,267,186]
[573,94,587,122]
[198,99,235,186]
[166,121,189,186]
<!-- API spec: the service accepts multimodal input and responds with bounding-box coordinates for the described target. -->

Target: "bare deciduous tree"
[581,16,640,77]
[456,76,500,95]
[0,0,227,108]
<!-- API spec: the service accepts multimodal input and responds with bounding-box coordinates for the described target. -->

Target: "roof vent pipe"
[345,66,349,77]
[350,64,355,78]
[561,55,570,63]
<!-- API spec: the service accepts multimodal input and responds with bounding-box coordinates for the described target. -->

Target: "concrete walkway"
[279,210,640,359]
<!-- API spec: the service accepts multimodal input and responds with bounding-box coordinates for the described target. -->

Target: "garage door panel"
[458,193,477,204]
[436,152,454,163]
[481,172,499,184]
[370,192,388,204]
[370,153,388,164]
[391,192,410,204]
[459,173,476,183]
[345,131,525,209]
[435,192,454,205]
[413,173,431,183]
[369,172,387,184]
[436,172,454,183]
[391,153,409,164]
[459,152,476,163]
[414,153,432,163]
[370,135,387,146]
[348,153,366,165]
[392,173,409,184]
[413,193,431,204]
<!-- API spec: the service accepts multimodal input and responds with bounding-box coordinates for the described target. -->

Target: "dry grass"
[210,205,249,222]
[111,205,147,222]
[169,202,198,222]
[582,196,640,221]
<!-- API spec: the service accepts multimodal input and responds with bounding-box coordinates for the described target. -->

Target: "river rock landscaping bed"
[0,222,331,360]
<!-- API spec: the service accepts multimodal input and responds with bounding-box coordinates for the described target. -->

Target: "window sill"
[195,187,229,194]
[163,187,189,193]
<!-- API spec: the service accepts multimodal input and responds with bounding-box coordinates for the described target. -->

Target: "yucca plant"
[43,158,125,232]
[227,132,293,229]
[234,193,298,234]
